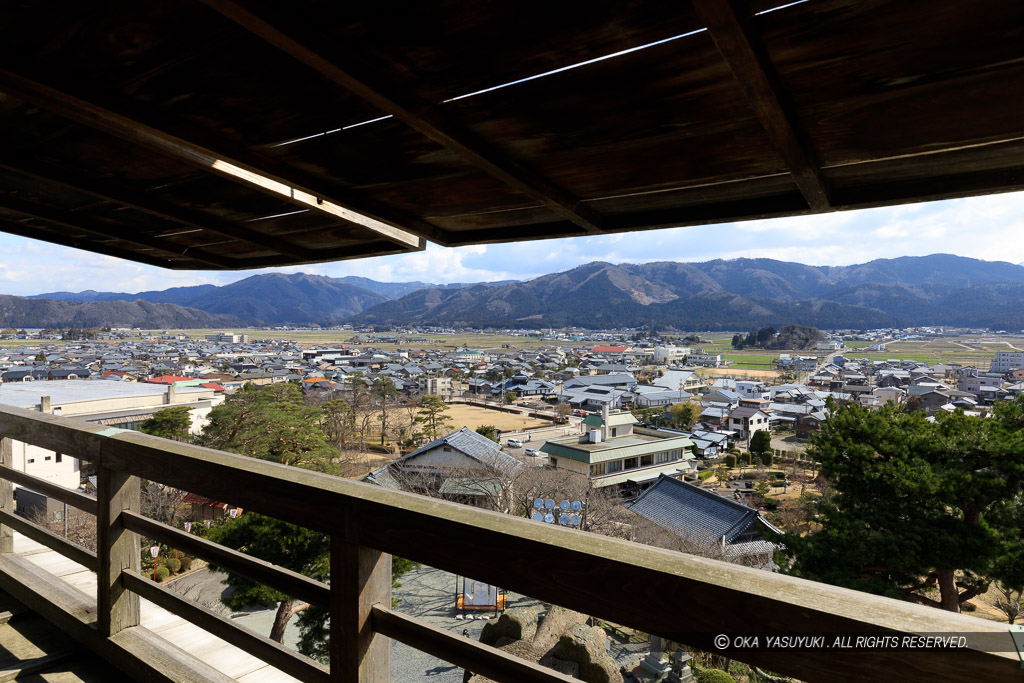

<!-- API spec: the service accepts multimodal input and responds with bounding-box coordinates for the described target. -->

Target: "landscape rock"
[478,605,544,646]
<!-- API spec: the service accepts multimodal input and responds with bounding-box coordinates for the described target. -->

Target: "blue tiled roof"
[626,475,780,547]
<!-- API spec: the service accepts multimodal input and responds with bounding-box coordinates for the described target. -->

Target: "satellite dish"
[570,501,582,511]
[532,511,544,522]
[544,512,555,524]
[570,514,581,526]
[544,498,555,509]
[533,498,544,509]
[559,514,570,526]
[559,500,570,511]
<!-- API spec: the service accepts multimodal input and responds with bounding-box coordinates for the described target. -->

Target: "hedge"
[155,566,170,582]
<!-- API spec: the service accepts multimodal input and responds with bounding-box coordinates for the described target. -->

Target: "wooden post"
[97,466,140,636]
[330,537,390,682]
[0,437,12,554]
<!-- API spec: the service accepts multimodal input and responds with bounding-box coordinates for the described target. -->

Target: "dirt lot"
[444,403,552,432]
[697,367,782,380]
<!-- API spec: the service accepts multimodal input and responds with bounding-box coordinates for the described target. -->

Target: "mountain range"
[23,254,1024,330]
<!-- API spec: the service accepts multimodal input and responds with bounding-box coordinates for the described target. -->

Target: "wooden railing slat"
[0,404,1018,682]
[0,508,97,570]
[0,464,98,515]
[371,606,574,683]
[97,468,140,636]
[0,438,12,554]
[121,511,330,609]
[331,538,389,682]
[121,570,330,683]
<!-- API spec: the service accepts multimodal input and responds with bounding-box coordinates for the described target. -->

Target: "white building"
[0,381,224,517]
[205,332,249,343]
[652,345,691,365]
[735,381,770,400]
[991,351,1024,374]
[687,353,724,367]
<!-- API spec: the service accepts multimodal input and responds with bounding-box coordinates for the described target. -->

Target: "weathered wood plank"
[371,606,574,683]
[121,511,329,609]
[330,538,389,682]
[96,468,139,637]
[121,571,329,683]
[693,0,829,210]
[202,0,604,235]
[0,510,96,572]
[0,68,434,250]
[0,438,11,554]
[0,465,97,516]
[0,553,235,683]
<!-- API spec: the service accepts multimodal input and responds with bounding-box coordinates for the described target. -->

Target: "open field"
[445,403,552,432]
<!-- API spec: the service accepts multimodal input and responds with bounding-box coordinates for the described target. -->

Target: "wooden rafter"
[0,157,314,262]
[0,68,433,251]
[693,0,831,210]
[200,0,605,235]
[0,195,237,268]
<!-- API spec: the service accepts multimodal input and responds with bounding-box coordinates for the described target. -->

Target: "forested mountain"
[23,254,1024,329]
[0,296,239,329]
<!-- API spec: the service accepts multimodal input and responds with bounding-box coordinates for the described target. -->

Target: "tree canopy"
[138,406,192,441]
[779,398,1024,612]
[414,394,453,441]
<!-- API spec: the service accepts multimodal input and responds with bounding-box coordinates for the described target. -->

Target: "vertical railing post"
[97,465,140,636]
[0,437,12,554]
[330,536,391,682]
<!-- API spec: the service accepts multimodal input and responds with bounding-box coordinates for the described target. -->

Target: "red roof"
[591,346,629,353]
[147,375,196,384]
[183,493,225,507]
[200,382,225,392]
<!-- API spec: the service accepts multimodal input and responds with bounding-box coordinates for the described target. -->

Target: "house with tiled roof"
[540,407,695,493]
[626,474,781,565]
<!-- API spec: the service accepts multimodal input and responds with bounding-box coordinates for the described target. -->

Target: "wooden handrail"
[121,570,330,683]
[122,511,330,609]
[0,464,98,515]
[0,508,97,570]
[371,606,574,683]
[0,404,1020,682]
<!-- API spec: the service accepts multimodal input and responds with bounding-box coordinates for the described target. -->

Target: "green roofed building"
[540,406,696,494]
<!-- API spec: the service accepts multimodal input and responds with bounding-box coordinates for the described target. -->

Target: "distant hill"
[24,254,1024,329]
[353,255,1024,330]
[31,274,513,325]
[0,296,240,329]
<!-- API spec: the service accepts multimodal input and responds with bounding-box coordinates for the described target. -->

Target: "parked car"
[524,448,540,457]
[506,438,523,449]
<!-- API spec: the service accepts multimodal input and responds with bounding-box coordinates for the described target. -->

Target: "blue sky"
[0,191,1021,296]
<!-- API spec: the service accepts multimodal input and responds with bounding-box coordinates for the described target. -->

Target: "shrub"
[155,566,170,582]
[768,471,785,478]
[697,670,736,683]
[180,556,193,572]
[698,470,715,481]
[724,454,737,468]
[763,497,781,511]
[166,558,182,573]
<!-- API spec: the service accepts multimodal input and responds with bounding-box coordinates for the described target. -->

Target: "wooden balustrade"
[0,404,1020,682]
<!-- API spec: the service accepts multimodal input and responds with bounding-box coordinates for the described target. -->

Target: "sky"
[0,190,1021,296]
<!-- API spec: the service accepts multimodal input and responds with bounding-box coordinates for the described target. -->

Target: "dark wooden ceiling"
[0,0,1020,270]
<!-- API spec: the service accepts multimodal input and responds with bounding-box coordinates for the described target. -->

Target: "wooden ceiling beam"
[0,156,315,261]
[0,195,236,268]
[693,0,830,210]
[200,0,605,235]
[0,68,433,250]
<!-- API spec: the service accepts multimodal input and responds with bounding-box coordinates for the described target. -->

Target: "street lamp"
[149,545,159,581]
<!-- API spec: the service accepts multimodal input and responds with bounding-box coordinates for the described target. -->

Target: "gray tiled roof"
[626,475,780,550]
[404,427,521,472]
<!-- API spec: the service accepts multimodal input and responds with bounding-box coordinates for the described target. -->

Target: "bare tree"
[994,582,1022,624]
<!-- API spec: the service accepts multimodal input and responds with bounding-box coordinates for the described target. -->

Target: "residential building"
[205,332,249,343]
[540,407,695,492]
[727,406,771,441]
[417,375,453,396]
[625,475,781,565]
[687,352,724,367]
[652,345,691,365]
[990,351,1024,374]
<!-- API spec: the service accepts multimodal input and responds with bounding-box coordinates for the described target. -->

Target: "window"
[640,454,653,467]
[27,459,34,464]
[45,456,51,461]
[442,446,452,452]
[590,463,606,476]
[606,460,623,474]
[550,457,558,469]
[611,427,617,437]
[55,453,62,463]
[655,452,669,464]
[670,449,682,461]
[624,457,639,470]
